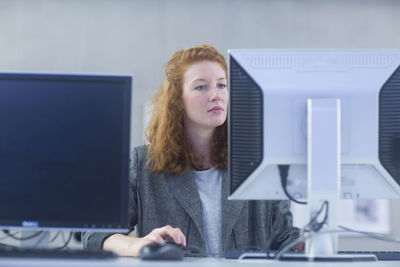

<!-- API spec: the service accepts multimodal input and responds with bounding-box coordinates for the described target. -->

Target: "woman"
[82,44,299,257]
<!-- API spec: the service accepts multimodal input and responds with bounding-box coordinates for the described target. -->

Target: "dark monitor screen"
[0,73,131,232]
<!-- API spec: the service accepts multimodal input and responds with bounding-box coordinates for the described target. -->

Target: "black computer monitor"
[0,73,131,232]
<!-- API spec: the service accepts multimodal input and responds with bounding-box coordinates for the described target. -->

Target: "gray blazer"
[82,145,299,256]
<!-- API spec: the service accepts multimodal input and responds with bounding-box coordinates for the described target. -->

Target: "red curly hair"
[145,44,227,174]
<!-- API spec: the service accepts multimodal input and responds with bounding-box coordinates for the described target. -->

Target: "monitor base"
[279,254,377,262]
[237,252,377,262]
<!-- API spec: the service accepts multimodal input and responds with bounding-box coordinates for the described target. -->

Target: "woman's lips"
[208,106,223,113]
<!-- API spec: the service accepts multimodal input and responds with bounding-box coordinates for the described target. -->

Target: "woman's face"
[182,60,228,132]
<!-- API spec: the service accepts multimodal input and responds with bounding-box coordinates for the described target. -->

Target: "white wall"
[2,0,400,148]
[1,0,400,250]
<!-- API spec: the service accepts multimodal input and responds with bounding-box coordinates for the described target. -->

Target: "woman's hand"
[103,225,186,257]
[142,225,186,246]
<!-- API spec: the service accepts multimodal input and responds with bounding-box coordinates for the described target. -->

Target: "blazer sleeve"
[269,200,300,251]
[81,147,140,250]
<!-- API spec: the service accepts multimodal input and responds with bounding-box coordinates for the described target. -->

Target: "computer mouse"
[139,242,184,260]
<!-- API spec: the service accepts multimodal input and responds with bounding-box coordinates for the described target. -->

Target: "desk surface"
[0,257,399,267]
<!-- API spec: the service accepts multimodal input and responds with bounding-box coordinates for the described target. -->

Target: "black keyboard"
[0,246,117,260]
[225,249,400,261]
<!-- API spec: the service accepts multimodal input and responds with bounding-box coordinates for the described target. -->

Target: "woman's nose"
[210,85,222,101]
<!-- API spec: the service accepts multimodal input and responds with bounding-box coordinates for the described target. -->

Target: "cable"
[275,229,338,260]
[265,230,278,258]
[0,243,18,248]
[1,230,73,250]
[54,232,73,250]
[0,234,10,242]
[2,230,43,241]
[278,165,307,205]
[338,225,400,243]
[32,231,49,248]
[275,226,400,260]
[61,231,66,244]
[303,201,329,233]
[50,231,62,243]
[265,200,318,257]
[264,224,284,257]
[265,192,327,256]
[267,200,328,259]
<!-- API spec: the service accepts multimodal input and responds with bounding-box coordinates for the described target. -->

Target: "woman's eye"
[217,83,227,89]
[195,85,207,90]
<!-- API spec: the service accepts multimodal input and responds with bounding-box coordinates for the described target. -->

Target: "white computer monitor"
[228,50,400,201]
[227,50,400,259]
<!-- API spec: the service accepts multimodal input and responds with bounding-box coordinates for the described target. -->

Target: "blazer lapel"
[221,170,245,251]
[165,169,204,241]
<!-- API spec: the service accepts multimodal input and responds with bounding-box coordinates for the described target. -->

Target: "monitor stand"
[297,99,376,262]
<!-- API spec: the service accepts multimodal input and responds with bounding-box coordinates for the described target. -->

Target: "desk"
[0,257,399,267]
